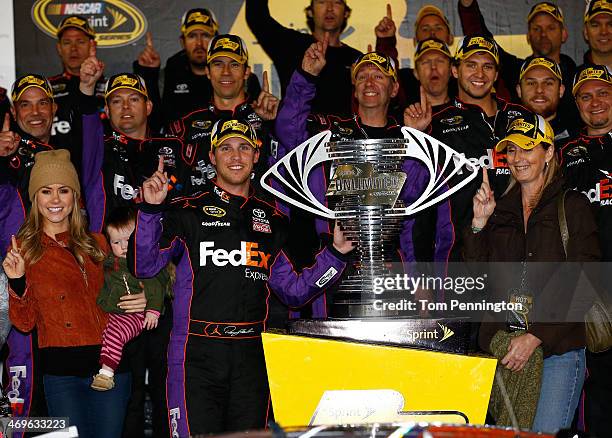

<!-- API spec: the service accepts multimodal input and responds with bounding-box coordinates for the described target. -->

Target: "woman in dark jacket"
[464,114,600,433]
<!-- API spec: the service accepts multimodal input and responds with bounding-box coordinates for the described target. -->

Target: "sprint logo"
[438,323,455,342]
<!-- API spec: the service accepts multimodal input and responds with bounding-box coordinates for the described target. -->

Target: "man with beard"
[458,1,577,118]
[517,56,581,143]
[560,65,612,437]
[246,0,361,116]
[139,8,260,127]
[582,0,612,69]
[405,35,530,260]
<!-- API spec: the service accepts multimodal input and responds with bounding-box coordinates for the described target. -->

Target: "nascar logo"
[32,0,147,48]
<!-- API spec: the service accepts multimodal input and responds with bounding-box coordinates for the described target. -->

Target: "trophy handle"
[260,128,480,219]
[260,131,340,219]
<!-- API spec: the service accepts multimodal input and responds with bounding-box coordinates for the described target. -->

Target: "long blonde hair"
[17,190,106,267]
[503,143,559,209]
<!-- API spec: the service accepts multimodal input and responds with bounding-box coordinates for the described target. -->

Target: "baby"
[92,207,169,391]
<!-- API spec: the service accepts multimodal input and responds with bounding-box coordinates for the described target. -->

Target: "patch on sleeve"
[315,266,338,288]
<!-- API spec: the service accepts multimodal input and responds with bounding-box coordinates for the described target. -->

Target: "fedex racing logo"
[453,149,509,175]
[169,407,180,438]
[584,170,612,205]
[114,174,141,201]
[200,241,271,268]
[7,366,26,414]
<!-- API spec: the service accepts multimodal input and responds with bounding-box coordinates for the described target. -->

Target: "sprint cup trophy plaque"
[261,127,478,320]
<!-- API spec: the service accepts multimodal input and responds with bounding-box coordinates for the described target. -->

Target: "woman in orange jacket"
[2,149,146,438]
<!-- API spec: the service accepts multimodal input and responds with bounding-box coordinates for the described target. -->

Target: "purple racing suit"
[128,184,347,436]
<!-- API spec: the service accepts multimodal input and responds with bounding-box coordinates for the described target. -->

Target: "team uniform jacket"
[167,101,271,198]
[81,113,186,233]
[128,185,347,437]
[429,96,532,260]
[49,72,105,166]
[560,132,612,260]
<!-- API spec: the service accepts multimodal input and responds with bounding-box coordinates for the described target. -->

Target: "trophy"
[261,127,478,319]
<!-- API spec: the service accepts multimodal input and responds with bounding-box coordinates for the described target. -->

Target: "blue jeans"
[532,348,586,433]
[43,373,131,438]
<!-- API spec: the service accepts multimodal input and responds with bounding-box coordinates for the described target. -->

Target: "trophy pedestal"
[262,332,496,427]
[287,317,470,354]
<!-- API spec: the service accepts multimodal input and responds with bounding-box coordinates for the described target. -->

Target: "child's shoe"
[91,373,114,391]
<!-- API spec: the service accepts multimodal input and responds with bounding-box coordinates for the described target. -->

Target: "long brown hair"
[503,142,559,209]
[17,190,106,266]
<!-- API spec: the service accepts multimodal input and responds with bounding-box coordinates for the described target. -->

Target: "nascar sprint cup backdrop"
[8,0,591,95]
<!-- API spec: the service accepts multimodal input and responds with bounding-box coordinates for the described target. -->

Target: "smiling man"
[167,34,279,198]
[459,0,576,108]
[582,0,612,69]
[407,35,531,260]
[559,63,612,438]
[129,117,351,436]
[517,56,581,142]
[274,44,455,309]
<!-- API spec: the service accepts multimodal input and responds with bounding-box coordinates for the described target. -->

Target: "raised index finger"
[482,166,490,187]
[262,71,270,93]
[322,31,330,54]
[2,113,10,132]
[386,3,392,19]
[157,155,164,173]
[419,85,427,108]
[146,31,153,47]
[88,43,96,59]
[11,235,19,252]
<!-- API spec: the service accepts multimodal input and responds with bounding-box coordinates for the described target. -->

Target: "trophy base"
[287,317,471,354]
[330,298,414,318]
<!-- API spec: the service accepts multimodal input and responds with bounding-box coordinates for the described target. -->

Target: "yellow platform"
[262,333,497,427]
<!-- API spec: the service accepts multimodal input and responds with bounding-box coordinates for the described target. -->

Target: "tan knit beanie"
[28,149,80,201]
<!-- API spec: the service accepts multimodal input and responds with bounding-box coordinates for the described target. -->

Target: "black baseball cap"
[210,119,259,150]
[181,8,218,36]
[455,35,499,65]
[351,52,397,81]
[519,56,562,81]
[572,64,612,95]
[527,2,565,25]
[414,38,452,63]
[104,73,148,100]
[57,15,95,39]
[11,74,54,102]
[584,0,612,23]
[207,34,249,65]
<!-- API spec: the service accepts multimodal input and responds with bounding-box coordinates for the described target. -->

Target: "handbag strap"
[557,189,570,258]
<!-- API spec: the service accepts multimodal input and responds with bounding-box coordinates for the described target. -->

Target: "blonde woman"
[2,150,146,438]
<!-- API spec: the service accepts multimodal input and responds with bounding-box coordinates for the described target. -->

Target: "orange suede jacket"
[9,232,110,348]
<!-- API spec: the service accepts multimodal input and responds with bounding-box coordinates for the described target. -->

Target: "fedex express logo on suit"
[200,241,271,269]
